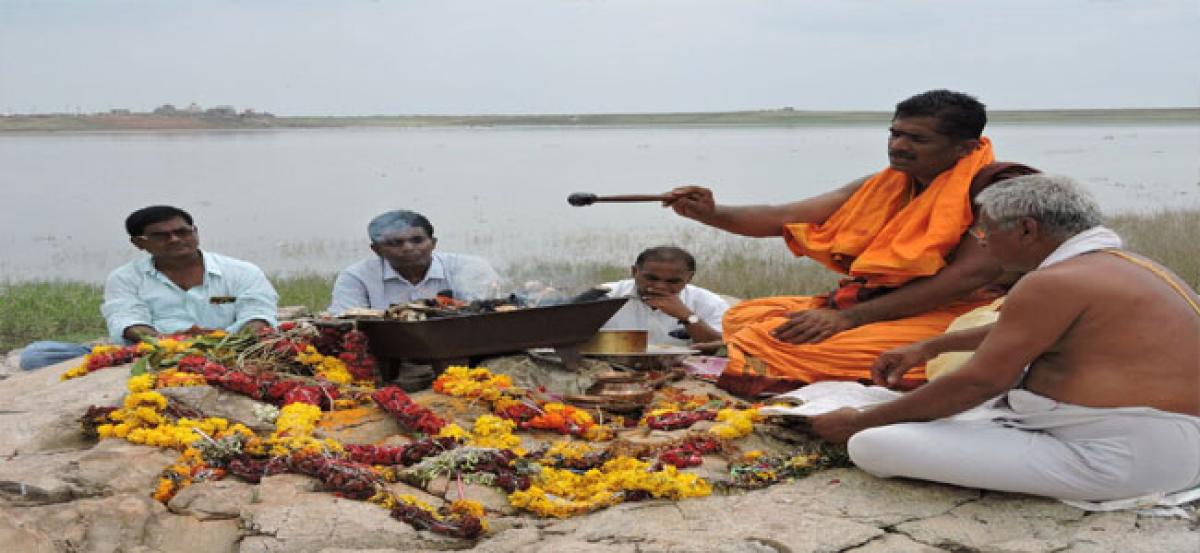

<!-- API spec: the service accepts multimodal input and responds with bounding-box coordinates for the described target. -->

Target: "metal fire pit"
[355,297,628,363]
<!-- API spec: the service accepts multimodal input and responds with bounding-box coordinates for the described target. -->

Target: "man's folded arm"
[843,234,1002,327]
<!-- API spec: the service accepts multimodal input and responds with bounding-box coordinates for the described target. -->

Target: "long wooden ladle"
[567,192,671,207]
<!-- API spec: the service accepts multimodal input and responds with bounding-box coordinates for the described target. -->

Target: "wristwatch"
[678,314,700,325]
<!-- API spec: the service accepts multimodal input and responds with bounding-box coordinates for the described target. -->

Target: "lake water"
[1,123,1197,283]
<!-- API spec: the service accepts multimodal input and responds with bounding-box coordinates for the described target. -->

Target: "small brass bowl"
[593,371,648,384]
[579,330,648,354]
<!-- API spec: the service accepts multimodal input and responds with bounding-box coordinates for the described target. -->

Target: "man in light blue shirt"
[20,205,278,369]
[102,205,278,342]
[328,210,502,315]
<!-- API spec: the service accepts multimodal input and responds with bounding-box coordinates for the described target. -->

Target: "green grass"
[273,273,337,316]
[2,209,1195,354]
[1108,209,1199,290]
[0,281,106,352]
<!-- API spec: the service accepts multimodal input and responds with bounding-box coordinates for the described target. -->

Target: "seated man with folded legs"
[21,205,278,370]
[810,175,1200,502]
[665,89,1036,396]
[599,245,729,348]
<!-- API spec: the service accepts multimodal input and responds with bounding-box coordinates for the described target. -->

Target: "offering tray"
[356,297,628,363]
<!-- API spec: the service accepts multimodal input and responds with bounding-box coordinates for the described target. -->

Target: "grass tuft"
[0,281,106,352]
[1108,210,1198,291]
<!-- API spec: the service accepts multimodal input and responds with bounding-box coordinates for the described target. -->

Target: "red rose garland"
[372,386,447,435]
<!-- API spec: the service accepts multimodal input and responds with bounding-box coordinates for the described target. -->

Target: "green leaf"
[130,356,149,376]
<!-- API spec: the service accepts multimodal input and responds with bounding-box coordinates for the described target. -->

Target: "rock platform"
[1,356,1196,552]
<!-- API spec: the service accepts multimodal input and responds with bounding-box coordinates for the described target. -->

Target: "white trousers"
[848,390,1200,502]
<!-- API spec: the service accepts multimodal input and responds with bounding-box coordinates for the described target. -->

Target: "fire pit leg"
[377,360,402,387]
[552,345,586,371]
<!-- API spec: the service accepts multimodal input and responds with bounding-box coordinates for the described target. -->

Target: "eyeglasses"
[137,226,197,242]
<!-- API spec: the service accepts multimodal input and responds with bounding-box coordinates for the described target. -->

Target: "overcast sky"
[1,0,1197,115]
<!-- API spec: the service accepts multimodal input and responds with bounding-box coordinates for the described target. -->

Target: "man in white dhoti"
[808,174,1200,502]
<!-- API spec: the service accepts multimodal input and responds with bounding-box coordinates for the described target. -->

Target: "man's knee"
[847,425,914,477]
[19,341,90,370]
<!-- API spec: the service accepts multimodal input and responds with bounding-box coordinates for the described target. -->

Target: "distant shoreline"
[2,108,1197,132]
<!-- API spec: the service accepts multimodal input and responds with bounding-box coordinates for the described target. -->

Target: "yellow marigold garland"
[294,345,354,385]
[436,415,525,456]
[265,402,343,457]
[508,456,712,518]
[155,369,207,388]
[432,366,513,402]
[540,440,597,464]
[709,407,761,440]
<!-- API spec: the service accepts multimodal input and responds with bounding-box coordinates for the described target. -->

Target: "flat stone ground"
[1,355,1196,553]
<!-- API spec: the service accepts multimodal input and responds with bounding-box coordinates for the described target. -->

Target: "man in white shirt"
[328,210,502,315]
[600,246,729,347]
[20,205,278,370]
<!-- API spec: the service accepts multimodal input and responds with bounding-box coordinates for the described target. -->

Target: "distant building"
[109,108,131,115]
[153,104,178,115]
[205,105,237,117]
[185,102,203,114]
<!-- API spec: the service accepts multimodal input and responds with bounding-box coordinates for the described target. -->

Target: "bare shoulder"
[1030,253,1126,286]
[1060,251,1191,290]
[1021,252,1197,307]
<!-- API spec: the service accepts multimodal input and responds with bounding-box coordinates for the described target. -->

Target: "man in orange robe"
[664,90,1035,397]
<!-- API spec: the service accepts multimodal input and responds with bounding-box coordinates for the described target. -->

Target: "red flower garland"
[656,435,724,469]
[372,386,446,435]
[86,344,144,371]
[343,437,458,466]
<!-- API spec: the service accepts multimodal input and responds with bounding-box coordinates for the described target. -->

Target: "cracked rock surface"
[2,357,1196,552]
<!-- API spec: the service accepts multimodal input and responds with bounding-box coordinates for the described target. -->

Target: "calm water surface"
[2,123,1197,282]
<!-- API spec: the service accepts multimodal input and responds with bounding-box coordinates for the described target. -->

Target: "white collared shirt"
[600,279,729,346]
[328,252,501,314]
[101,251,279,341]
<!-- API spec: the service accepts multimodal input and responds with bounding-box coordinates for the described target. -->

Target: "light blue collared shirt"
[328,252,501,315]
[101,251,279,341]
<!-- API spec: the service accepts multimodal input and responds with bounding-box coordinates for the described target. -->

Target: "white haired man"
[810,174,1200,502]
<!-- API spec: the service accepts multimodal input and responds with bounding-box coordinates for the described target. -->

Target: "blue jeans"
[19,341,92,370]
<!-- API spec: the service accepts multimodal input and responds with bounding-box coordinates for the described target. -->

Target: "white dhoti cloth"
[847,389,1200,502]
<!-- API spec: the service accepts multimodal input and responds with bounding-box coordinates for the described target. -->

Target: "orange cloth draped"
[718,138,997,396]
[784,137,994,288]
[718,296,991,396]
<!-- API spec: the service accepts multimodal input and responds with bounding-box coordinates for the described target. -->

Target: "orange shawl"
[784,137,995,288]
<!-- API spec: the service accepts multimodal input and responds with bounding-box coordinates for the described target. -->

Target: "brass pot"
[579,329,648,354]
